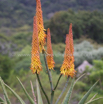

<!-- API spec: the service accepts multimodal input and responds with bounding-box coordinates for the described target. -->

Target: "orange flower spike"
[36,0,46,52]
[46,28,55,70]
[69,23,74,54]
[60,24,76,77]
[31,16,42,74]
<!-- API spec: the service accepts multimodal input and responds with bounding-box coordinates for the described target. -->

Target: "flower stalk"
[43,51,54,104]
[36,73,50,104]
[43,51,54,91]
[54,74,62,90]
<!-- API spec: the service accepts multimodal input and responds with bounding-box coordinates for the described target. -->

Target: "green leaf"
[0,77,11,104]
[62,74,86,104]
[4,96,7,103]
[85,97,103,104]
[17,77,35,104]
[74,73,86,86]
[4,83,25,104]
[36,79,43,104]
[0,97,4,103]
[78,80,99,104]
[85,93,97,103]
[62,78,75,104]
[30,81,37,104]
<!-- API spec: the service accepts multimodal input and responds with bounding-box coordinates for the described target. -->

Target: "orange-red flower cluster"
[46,28,55,70]
[36,0,46,52]
[60,24,76,77]
[31,0,76,77]
[31,16,42,74]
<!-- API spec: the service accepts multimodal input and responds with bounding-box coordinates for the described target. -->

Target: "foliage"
[0,69,67,104]
[0,31,32,55]
[86,60,103,89]
[74,60,103,104]
[0,73,102,104]
[45,10,103,43]
[74,41,103,67]
[0,55,14,82]
[1,41,102,73]
[52,41,103,68]
[0,0,103,27]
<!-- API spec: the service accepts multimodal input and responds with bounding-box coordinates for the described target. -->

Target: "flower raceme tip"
[60,24,76,77]
[36,0,46,53]
[46,28,55,70]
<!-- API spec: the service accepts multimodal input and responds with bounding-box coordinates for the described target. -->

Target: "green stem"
[43,52,53,91]
[54,74,62,90]
[51,91,54,104]
[55,77,70,104]
[51,75,62,104]
[36,73,50,104]
[43,52,54,104]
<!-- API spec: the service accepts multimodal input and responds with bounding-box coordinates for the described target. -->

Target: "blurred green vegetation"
[1,8,103,44]
[45,10,103,43]
[0,59,103,103]
[0,69,67,104]
[0,37,103,103]
[74,60,103,104]
[87,60,103,87]
[0,55,14,82]
[0,0,103,27]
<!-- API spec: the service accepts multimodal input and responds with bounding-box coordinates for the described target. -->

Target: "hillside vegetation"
[0,0,103,27]
[45,10,103,43]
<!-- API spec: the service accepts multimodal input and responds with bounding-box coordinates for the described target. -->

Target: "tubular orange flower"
[60,23,76,77]
[69,23,74,54]
[31,16,42,74]
[46,28,55,70]
[36,0,46,52]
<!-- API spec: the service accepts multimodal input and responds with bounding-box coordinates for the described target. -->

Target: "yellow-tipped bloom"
[60,23,76,77]
[36,0,46,52]
[46,28,55,70]
[31,16,42,74]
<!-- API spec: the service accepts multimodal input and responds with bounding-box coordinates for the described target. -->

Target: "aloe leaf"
[85,93,97,103]
[36,79,43,104]
[74,73,86,86]
[85,97,103,104]
[78,80,99,104]
[0,77,11,104]
[4,83,25,104]
[62,74,86,104]
[62,78,75,104]
[0,97,4,103]
[3,95,7,103]
[17,77,34,104]
[30,81,37,104]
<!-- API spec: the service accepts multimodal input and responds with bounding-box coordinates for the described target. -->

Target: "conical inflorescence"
[46,28,55,70]
[31,16,42,74]
[60,23,76,77]
[36,0,46,52]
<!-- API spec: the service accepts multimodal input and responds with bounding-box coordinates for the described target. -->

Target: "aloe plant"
[0,0,103,104]
[1,76,103,104]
